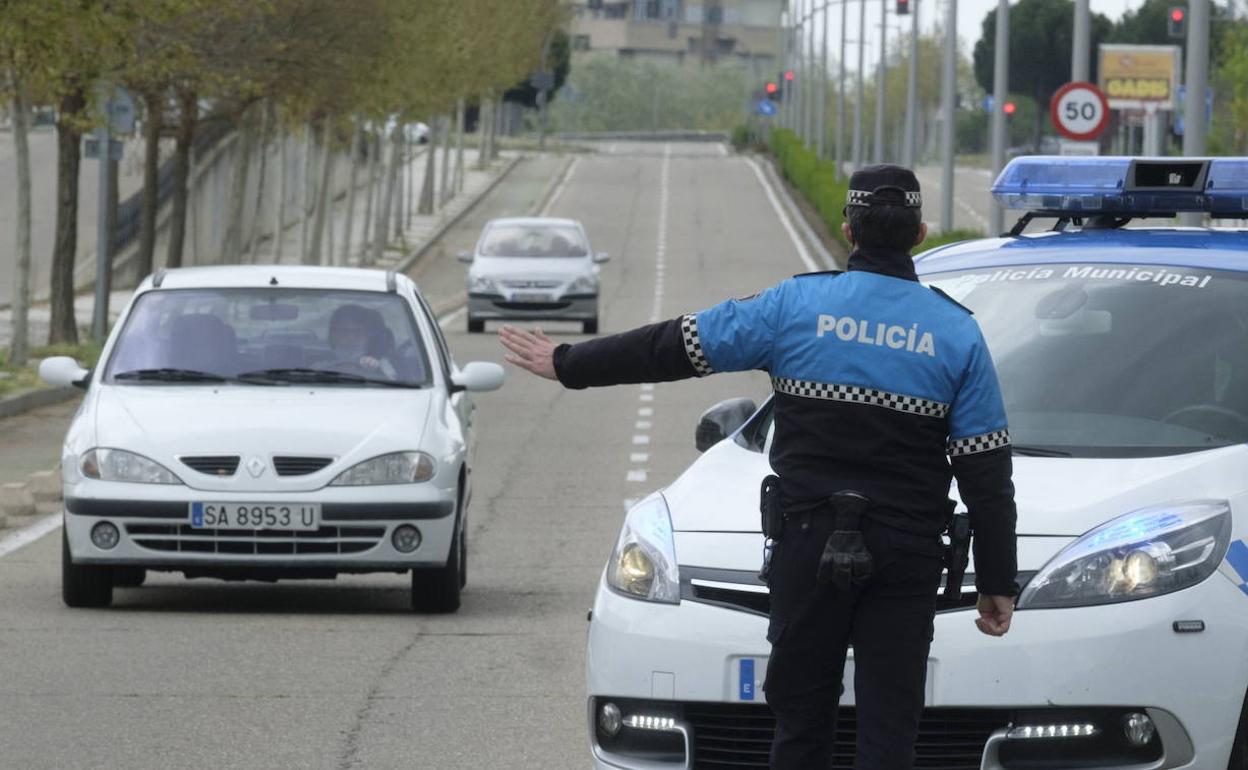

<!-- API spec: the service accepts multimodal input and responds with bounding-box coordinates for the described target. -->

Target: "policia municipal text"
[500,165,1018,769]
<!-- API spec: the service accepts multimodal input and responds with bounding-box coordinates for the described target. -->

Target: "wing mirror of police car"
[695,397,758,452]
[593,252,610,264]
[451,361,505,393]
[456,251,474,264]
[39,356,91,390]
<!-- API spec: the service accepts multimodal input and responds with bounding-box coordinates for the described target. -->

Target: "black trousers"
[763,513,945,769]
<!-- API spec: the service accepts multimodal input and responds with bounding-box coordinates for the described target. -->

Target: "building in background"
[568,1,783,71]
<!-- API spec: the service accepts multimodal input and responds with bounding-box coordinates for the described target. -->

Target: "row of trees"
[2,0,563,365]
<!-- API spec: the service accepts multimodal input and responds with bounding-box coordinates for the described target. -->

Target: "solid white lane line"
[0,513,61,559]
[744,157,819,273]
[541,156,582,217]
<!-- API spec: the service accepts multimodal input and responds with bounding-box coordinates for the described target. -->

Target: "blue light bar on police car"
[991,156,1248,217]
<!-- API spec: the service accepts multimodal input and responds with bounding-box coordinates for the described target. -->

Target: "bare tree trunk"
[341,124,362,265]
[298,125,312,261]
[49,87,87,344]
[245,104,271,260]
[439,115,452,207]
[136,91,162,280]
[392,127,406,238]
[307,119,334,265]
[165,88,197,270]
[417,119,437,216]
[492,95,504,159]
[405,130,415,230]
[455,98,466,193]
[8,78,32,365]
[222,107,258,263]
[271,128,287,261]
[477,97,491,171]
[360,128,378,264]
[370,127,401,266]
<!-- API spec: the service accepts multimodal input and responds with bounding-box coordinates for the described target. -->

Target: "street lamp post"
[902,0,919,166]
[838,0,848,177]
[940,0,957,232]
[1180,0,1210,225]
[854,0,866,167]
[819,2,830,158]
[989,0,1009,235]
[874,0,886,163]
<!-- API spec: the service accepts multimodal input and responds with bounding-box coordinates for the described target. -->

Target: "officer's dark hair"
[847,204,922,252]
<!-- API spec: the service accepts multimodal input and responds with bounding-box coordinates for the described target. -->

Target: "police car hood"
[664,438,1248,537]
[91,385,433,493]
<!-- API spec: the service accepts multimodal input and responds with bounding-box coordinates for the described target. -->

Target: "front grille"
[492,301,571,311]
[500,279,562,289]
[180,456,240,476]
[684,703,1007,769]
[272,456,333,476]
[125,523,385,555]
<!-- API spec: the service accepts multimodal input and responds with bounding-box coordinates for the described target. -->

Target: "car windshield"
[104,288,432,387]
[926,263,1248,457]
[479,223,587,257]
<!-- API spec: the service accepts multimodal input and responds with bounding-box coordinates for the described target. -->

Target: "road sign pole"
[874,0,886,163]
[989,0,1010,235]
[1072,0,1091,82]
[902,0,919,166]
[940,0,957,232]
[92,118,112,343]
[1180,0,1209,224]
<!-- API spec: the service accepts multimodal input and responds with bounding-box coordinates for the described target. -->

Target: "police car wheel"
[1230,687,1248,769]
[411,527,462,614]
[467,318,485,334]
[61,529,113,609]
[112,567,146,588]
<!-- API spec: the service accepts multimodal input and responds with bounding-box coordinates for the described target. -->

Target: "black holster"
[941,513,972,608]
[760,475,784,540]
[817,491,874,590]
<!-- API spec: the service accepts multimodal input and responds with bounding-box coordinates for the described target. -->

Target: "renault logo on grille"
[246,456,267,478]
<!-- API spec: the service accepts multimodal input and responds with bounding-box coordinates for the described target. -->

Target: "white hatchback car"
[41,266,503,612]
[586,158,1248,769]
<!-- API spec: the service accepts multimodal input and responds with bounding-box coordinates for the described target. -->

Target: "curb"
[394,154,524,276]
[758,156,844,270]
[0,386,80,420]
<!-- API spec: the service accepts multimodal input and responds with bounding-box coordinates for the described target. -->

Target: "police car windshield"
[926,264,1248,458]
[104,288,432,387]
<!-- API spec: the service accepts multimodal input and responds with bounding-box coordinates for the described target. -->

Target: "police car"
[39,266,503,611]
[586,157,1248,768]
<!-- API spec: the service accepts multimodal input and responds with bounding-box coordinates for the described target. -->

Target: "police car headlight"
[1017,501,1231,610]
[329,452,436,486]
[81,448,183,485]
[607,494,680,604]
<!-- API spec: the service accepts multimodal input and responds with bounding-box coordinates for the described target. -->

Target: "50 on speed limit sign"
[1050,81,1110,141]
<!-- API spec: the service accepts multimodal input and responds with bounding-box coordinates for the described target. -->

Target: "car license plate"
[513,292,553,303]
[733,656,932,704]
[189,502,321,531]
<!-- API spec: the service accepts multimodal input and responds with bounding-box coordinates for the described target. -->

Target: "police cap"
[845,164,922,210]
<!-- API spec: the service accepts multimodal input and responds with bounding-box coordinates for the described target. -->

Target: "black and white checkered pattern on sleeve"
[771,376,950,418]
[947,429,1011,457]
[682,314,713,376]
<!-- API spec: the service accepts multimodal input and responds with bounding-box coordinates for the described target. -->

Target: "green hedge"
[916,228,984,253]
[769,129,851,249]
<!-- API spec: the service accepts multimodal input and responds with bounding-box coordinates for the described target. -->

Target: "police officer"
[499,164,1018,769]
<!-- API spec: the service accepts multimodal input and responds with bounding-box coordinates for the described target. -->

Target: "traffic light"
[1168,6,1186,38]
[1003,101,1017,115]
[766,82,781,101]
[784,70,795,82]
[896,0,910,15]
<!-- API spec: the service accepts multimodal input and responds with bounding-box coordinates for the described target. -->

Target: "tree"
[1209,21,1248,153]
[972,0,1113,149]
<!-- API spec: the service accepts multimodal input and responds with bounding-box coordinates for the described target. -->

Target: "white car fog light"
[623,714,678,732]
[91,521,120,550]
[1007,723,1100,739]
[598,702,622,737]
[391,525,422,553]
[1123,713,1155,746]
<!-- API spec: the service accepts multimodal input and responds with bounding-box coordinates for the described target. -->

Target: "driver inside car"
[324,304,397,380]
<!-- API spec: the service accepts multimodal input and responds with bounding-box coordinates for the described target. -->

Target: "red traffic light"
[766,82,779,94]
[1170,7,1184,21]
[1003,101,1017,115]
[784,70,795,81]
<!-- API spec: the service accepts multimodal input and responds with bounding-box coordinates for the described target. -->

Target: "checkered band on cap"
[845,189,923,208]
[947,429,1011,457]
[771,377,949,418]
[682,314,712,376]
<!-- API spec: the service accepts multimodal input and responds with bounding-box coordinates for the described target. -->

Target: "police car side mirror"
[695,397,757,452]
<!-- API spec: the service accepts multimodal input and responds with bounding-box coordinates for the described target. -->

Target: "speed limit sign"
[1050,81,1110,141]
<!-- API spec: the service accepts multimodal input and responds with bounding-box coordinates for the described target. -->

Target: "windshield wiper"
[236,367,415,388]
[1011,445,1074,458]
[114,368,228,383]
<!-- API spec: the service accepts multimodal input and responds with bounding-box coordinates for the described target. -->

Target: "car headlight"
[329,452,436,486]
[1017,500,1232,610]
[568,274,598,295]
[469,275,498,294]
[606,494,680,603]
[81,448,182,485]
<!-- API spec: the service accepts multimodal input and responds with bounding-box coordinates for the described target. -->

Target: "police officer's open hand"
[975,594,1014,636]
[499,325,558,380]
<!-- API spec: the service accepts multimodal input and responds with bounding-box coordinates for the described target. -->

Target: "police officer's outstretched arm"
[947,328,1018,637]
[499,286,783,387]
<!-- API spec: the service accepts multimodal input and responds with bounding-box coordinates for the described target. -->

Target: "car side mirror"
[451,361,505,393]
[456,251,473,264]
[39,356,91,390]
[593,252,610,264]
[695,397,757,452]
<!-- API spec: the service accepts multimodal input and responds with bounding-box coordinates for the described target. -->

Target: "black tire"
[458,520,468,589]
[62,529,113,608]
[411,526,462,613]
[112,567,146,588]
[1230,687,1248,768]
[467,318,485,334]
[583,318,599,335]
